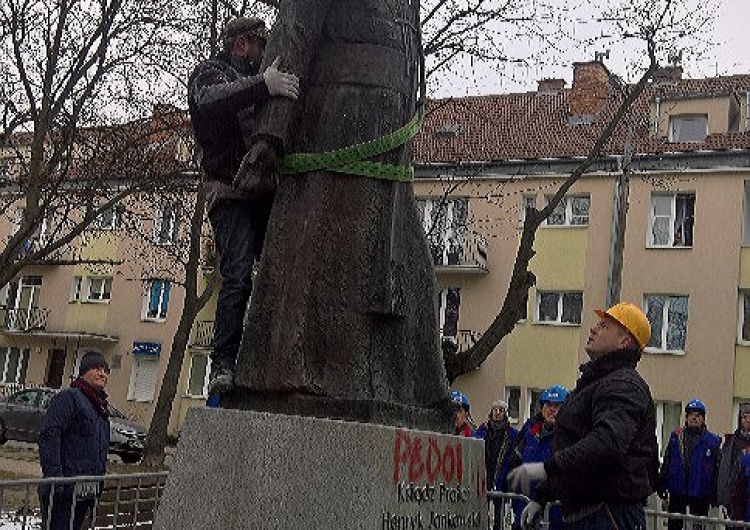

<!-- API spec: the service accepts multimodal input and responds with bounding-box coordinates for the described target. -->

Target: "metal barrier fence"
[487,491,750,530]
[0,472,168,530]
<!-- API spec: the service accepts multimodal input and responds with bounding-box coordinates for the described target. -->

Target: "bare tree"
[0,0,190,287]
[438,0,719,381]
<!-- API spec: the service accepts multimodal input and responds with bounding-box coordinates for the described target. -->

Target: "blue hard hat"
[685,399,706,415]
[451,390,470,412]
[540,385,569,405]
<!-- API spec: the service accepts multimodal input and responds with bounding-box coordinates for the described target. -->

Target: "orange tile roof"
[413,74,750,164]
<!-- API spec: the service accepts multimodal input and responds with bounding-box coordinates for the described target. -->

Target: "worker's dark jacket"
[537,348,659,513]
[187,52,270,185]
[38,387,110,497]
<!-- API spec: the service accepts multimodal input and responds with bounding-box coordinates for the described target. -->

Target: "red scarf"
[71,378,109,418]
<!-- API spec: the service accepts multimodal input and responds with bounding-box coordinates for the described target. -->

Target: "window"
[95,204,124,230]
[544,195,590,227]
[187,354,211,398]
[12,208,49,253]
[645,295,689,353]
[536,291,583,325]
[738,291,750,344]
[519,194,536,226]
[416,197,468,266]
[669,114,707,142]
[649,193,695,247]
[142,279,171,321]
[743,182,750,246]
[154,201,180,245]
[86,277,112,302]
[128,356,159,402]
[0,347,29,384]
[505,387,520,423]
[437,288,461,338]
[655,401,682,454]
[69,276,82,303]
[528,388,543,420]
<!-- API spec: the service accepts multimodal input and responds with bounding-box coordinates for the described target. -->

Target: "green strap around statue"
[278,105,424,182]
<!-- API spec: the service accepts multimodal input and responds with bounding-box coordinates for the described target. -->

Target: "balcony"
[0,307,50,332]
[191,320,214,349]
[431,233,488,274]
[441,329,482,355]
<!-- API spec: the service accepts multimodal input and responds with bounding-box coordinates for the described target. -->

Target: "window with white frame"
[505,386,520,423]
[544,195,590,226]
[743,182,750,246]
[655,401,682,454]
[416,197,468,266]
[12,208,49,252]
[738,291,750,344]
[154,201,180,245]
[649,193,695,247]
[0,347,29,384]
[519,194,536,226]
[528,388,543,418]
[669,114,708,143]
[86,277,112,302]
[187,354,211,398]
[536,291,583,325]
[69,276,82,303]
[142,279,171,321]
[128,355,159,402]
[644,295,689,353]
[95,204,125,230]
[437,288,461,338]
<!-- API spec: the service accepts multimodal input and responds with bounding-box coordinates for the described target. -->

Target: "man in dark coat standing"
[187,17,299,395]
[509,302,659,529]
[38,353,111,530]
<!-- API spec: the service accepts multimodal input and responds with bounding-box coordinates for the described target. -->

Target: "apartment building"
[3,62,750,446]
[412,62,750,448]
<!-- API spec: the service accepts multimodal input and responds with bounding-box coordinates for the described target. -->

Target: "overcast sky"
[429,0,750,98]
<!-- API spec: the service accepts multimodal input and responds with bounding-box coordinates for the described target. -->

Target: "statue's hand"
[233,139,279,198]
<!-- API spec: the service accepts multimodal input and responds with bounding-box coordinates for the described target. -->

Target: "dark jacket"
[537,348,659,513]
[730,451,750,521]
[719,429,750,508]
[38,387,110,480]
[187,52,270,186]
[660,426,720,499]
[475,419,518,491]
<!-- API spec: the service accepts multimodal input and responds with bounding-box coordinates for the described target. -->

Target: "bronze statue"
[225,0,452,431]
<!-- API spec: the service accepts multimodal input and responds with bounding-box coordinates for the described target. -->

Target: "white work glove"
[520,501,543,529]
[508,462,547,497]
[263,56,299,99]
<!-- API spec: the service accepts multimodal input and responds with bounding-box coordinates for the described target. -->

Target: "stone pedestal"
[154,408,486,529]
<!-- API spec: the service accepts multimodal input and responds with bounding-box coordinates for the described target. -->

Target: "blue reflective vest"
[510,417,562,530]
[666,428,720,498]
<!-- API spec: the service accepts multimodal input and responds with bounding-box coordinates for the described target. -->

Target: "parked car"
[0,387,146,464]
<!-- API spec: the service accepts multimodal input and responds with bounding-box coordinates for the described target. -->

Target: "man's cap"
[594,302,651,350]
[221,17,268,46]
[491,399,508,411]
[79,352,109,376]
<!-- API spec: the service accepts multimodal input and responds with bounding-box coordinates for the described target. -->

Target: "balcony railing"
[441,329,482,354]
[430,232,488,273]
[0,307,50,332]
[192,320,214,348]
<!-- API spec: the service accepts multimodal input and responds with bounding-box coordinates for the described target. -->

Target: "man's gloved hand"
[233,138,279,197]
[508,462,547,497]
[263,56,299,99]
[520,501,543,529]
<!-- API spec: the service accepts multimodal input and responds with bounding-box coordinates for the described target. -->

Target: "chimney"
[569,61,611,120]
[653,66,683,84]
[537,79,566,93]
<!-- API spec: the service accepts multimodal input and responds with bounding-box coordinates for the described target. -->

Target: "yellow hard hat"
[594,302,651,350]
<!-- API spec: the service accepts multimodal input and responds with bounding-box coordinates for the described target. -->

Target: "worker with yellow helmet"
[509,302,659,529]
